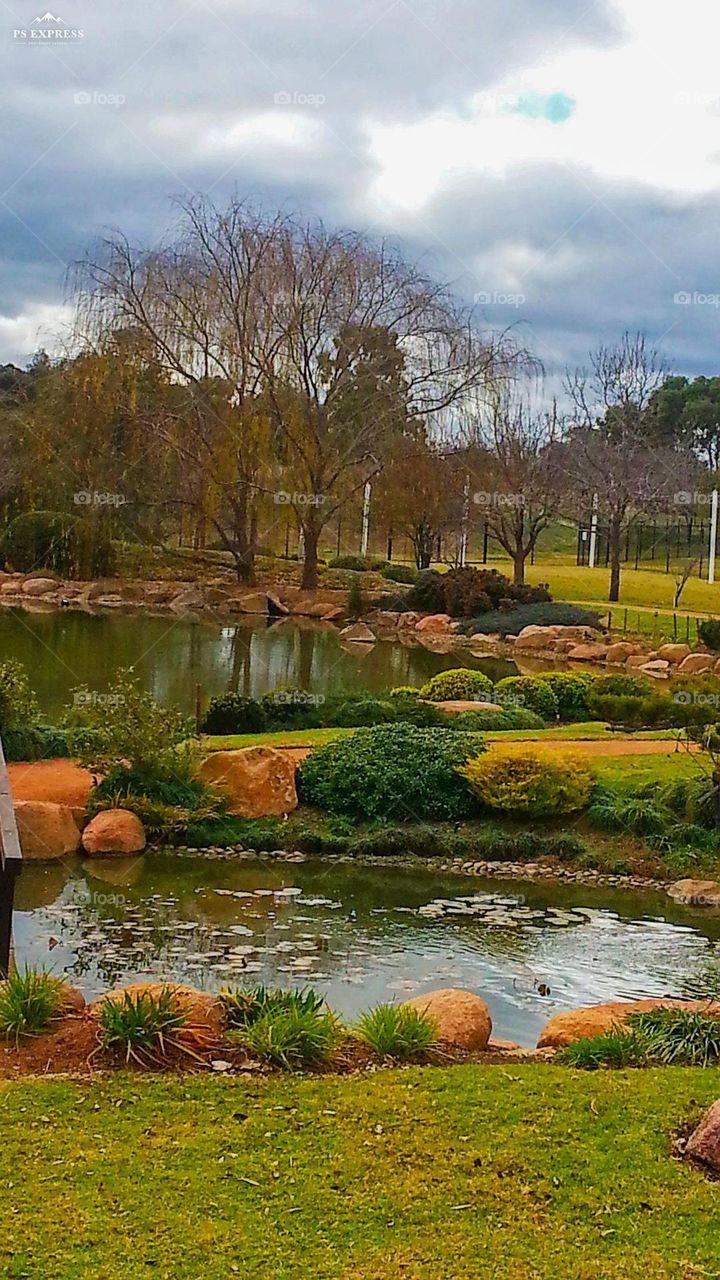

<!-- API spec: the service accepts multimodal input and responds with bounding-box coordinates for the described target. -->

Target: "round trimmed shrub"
[493,675,558,720]
[200,694,268,735]
[419,668,494,702]
[460,747,594,816]
[297,723,481,821]
[538,672,595,721]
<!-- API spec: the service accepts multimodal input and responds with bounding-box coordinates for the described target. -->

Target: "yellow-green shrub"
[459,747,594,817]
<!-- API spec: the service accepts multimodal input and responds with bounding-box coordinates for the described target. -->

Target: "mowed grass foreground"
[2,1066,720,1279]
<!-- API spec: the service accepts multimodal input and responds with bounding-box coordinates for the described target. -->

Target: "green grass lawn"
[202,724,676,751]
[2,1065,720,1279]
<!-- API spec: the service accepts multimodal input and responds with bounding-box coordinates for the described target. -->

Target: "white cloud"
[0,303,71,365]
[365,0,720,211]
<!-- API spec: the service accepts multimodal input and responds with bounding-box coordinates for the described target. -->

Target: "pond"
[14,853,720,1047]
[0,606,517,719]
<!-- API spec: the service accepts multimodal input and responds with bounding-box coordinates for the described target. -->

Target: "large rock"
[639,659,670,678]
[198,746,298,817]
[687,1101,720,1171]
[402,988,492,1051]
[415,613,452,633]
[236,591,270,615]
[14,801,81,861]
[91,981,223,1048]
[396,612,420,629]
[537,999,720,1049]
[667,879,720,906]
[678,653,715,675]
[657,643,691,664]
[81,809,147,856]
[605,642,643,664]
[514,629,556,652]
[22,577,59,597]
[567,643,609,662]
[339,621,375,643]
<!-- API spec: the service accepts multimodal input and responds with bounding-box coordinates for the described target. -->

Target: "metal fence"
[0,735,21,977]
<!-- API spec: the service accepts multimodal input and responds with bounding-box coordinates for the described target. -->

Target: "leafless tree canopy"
[73,197,528,585]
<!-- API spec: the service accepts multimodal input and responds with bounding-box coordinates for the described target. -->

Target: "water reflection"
[0,607,516,717]
[13,854,720,1046]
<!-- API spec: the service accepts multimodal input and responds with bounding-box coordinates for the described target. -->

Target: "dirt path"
[5,739,695,809]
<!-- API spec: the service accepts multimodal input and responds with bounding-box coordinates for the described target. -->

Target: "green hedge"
[297,723,481,821]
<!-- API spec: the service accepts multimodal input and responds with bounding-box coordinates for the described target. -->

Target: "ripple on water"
[11,857,720,1046]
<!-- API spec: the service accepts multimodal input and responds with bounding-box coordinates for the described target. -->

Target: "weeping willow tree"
[72,195,527,586]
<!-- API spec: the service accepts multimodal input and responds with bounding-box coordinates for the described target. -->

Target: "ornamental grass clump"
[221,985,325,1029]
[236,1003,342,1070]
[460,747,594,817]
[97,989,194,1066]
[558,1008,720,1070]
[0,968,65,1043]
[354,1004,438,1061]
[557,1027,648,1070]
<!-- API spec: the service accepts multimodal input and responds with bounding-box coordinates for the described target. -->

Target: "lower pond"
[0,606,516,719]
[14,853,720,1047]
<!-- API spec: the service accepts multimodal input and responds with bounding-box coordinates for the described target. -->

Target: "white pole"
[360,481,372,557]
[588,492,598,570]
[459,474,470,567]
[709,488,718,584]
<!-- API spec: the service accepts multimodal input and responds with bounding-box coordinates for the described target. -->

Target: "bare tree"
[463,392,564,585]
[564,332,679,601]
[74,198,527,588]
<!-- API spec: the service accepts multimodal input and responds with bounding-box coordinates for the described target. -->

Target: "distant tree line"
[0,198,717,601]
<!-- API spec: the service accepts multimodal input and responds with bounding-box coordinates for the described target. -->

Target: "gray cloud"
[4,0,717,387]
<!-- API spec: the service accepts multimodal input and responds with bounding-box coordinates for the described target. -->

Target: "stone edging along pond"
[160,843,671,893]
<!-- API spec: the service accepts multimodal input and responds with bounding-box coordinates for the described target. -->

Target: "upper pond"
[0,605,517,718]
[15,853,720,1047]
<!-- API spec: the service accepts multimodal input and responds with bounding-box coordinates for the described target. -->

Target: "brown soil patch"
[7,760,93,807]
[0,1014,98,1078]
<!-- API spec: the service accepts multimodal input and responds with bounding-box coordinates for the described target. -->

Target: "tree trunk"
[512,548,526,586]
[608,511,622,602]
[301,519,320,590]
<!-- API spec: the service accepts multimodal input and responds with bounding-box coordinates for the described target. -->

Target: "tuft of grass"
[354,1003,438,1061]
[0,968,65,1043]
[96,990,193,1066]
[557,1027,648,1070]
[235,1003,342,1070]
[559,1008,720,1070]
[626,1008,720,1067]
[221,985,325,1029]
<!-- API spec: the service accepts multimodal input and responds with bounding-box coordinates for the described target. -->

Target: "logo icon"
[14,13,84,41]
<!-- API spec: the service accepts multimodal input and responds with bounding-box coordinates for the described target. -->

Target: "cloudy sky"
[2,0,719,384]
